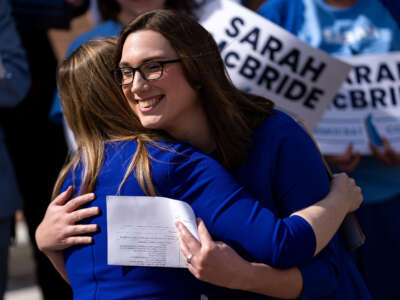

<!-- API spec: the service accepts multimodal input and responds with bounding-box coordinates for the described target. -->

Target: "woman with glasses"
[36,10,365,300]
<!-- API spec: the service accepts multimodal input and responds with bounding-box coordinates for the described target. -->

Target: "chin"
[140,120,162,130]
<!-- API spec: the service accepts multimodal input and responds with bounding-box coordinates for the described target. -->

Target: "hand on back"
[35,186,100,253]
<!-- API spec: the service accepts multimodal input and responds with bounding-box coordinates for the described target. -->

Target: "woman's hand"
[329,173,363,213]
[35,186,100,253]
[370,137,400,167]
[176,218,251,290]
[176,219,303,298]
[325,144,361,172]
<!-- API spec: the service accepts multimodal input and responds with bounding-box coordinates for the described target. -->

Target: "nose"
[130,70,149,94]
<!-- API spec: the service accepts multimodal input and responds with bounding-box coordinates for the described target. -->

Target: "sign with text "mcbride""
[314,52,400,154]
[197,0,352,130]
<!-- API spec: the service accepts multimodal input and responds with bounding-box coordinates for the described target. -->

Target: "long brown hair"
[115,9,274,171]
[53,37,166,199]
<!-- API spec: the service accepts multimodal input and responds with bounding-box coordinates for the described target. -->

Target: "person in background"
[0,0,30,298]
[257,0,400,298]
[37,10,366,299]
[49,0,199,151]
[4,1,89,299]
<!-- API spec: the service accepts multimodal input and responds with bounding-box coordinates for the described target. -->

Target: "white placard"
[107,196,198,268]
[314,52,400,154]
[197,0,352,129]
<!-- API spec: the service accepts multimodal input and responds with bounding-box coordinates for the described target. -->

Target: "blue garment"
[62,112,326,300]
[0,0,30,219]
[229,110,370,299]
[49,20,123,123]
[0,0,30,298]
[258,0,400,204]
[258,1,399,298]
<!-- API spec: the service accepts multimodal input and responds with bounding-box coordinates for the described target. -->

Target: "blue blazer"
[0,0,30,218]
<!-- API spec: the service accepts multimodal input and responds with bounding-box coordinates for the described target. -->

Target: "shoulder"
[154,141,220,169]
[254,110,307,141]
[66,21,123,55]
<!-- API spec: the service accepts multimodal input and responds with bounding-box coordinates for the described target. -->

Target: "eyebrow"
[119,56,169,68]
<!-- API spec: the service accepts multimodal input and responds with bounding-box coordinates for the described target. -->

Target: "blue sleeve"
[271,119,340,298]
[168,146,316,268]
[257,0,304,36]
[0,0,30,107]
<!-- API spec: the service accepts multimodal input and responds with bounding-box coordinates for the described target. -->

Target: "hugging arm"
[35,186,100,282]
[169,137,361,268]
[174,120,361,298]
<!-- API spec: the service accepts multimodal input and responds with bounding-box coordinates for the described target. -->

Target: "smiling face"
[119,30,202,135]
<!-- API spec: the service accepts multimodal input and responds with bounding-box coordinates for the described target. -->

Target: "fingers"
[381,138,400,165]
[63,236,94,246]
[332,172,348,181]
[345,153,360,172]
[344,143,354,160]
[176,221,201,251]
[325,145,360,172]
[370,137,400,167]
[196,218,213,247]
[65,193,96,212]
[52,186,74,205]
[69,207,100,224]
[68,224,99,236]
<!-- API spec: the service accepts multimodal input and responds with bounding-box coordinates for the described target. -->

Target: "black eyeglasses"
[113,59,181,86]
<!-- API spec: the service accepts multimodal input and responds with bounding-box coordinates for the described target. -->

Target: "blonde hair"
[52,37,167,199]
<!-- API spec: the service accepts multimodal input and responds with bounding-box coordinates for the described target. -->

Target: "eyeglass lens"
[117,62,163,85]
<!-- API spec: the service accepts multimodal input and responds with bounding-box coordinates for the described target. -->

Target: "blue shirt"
[235,111,370,299]
[0,0,30,218]
[49,20,123,123]
[258,0,400,204]
[62,112,325,299]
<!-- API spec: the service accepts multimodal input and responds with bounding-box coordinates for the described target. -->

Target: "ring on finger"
[186,253,193,264]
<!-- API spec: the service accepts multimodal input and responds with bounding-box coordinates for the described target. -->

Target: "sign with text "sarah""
[314,52,400,154]
[197,0,352,130]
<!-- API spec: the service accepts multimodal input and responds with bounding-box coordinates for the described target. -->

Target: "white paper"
[196,0,352,130]
[314,52,400,154]
[107,196,199,268]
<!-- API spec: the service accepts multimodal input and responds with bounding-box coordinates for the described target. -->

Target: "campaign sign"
[314,52,400,154]
[197,0,352,129]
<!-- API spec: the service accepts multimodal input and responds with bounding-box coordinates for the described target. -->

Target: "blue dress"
[62,112,328,299]
[232,111,370,299]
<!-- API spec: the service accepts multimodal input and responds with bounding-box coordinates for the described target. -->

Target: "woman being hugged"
[37,10,365,300]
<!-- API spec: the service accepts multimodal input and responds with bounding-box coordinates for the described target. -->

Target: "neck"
[324,0,358,8]
[166,106,216,153]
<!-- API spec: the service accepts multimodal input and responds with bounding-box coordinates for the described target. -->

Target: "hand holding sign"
[314,52,400,155]
[325,144,361,172]
[370,137,400,167]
